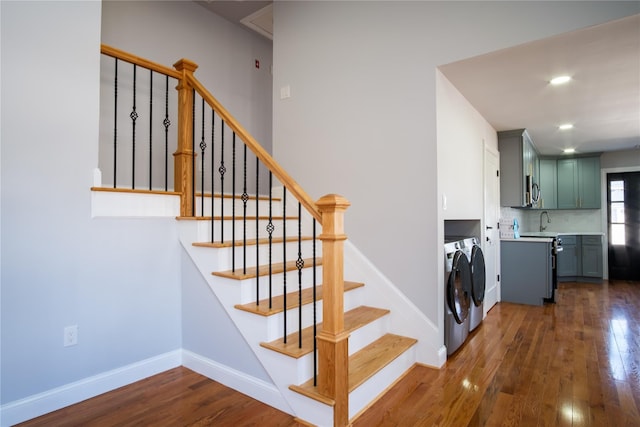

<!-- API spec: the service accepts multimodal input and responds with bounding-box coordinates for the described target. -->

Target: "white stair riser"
[251,286,364,341]
[214,240,322,272]
[280,312,391,385]
[231,266,324,305]
[194,219,307,242]
[348,344,417,420]
[195,197,282,217]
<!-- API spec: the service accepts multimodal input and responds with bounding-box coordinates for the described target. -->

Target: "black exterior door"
[607,172,640,280]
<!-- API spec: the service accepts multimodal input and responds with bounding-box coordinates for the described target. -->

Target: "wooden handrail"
[101,44,182,80]
[186,75,322,224]
[99,45,348,421]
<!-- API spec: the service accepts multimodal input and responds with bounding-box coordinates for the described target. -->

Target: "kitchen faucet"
[539,210,551,232]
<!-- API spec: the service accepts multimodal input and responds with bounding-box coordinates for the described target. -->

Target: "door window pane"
[610,180,624,202]
[611,224,626,245]
[611,203,625,223]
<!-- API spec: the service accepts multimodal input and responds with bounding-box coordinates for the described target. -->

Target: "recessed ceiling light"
[563,148,576,154]
[550,75,572,85]
[559,123,574,130]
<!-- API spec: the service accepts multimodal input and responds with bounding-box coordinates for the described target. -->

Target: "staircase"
[97,44,445,426]
[177,193,418,426]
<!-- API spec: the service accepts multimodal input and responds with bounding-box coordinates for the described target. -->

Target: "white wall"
[181,252,270,382]
[101,1,273,154]
[437,69,498,220]
[0,0,275,418]
[272,1,639,329]
[1,0,182,406]
[601,148,640,169]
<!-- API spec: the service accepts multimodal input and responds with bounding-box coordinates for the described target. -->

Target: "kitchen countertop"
[519,231,604,237]
[501,237,554,242]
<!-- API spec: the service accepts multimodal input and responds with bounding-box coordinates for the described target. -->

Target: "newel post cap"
[316,194,351,212]
[173,58,198,73]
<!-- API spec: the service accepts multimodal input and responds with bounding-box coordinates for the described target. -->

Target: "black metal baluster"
[163,76,170,192]
[113,58,118,188]
[255,157,260,306]
[191,89,195,216]
[282,188,287,344]
[148,70,153,191]
[232,132,236,272]
[313,219,317,386]
[267,172,274,308]
[199,98,206,217]
[210,109,215,243]
[219,121,225,243]
[242,144,248,275]
[297,202,304,348]
[130,64,138,189]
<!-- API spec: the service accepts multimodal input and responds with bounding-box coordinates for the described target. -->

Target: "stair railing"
[99,44,351,426]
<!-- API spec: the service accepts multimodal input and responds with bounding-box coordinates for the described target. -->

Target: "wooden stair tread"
[235,280,364,316]
[193,236,314,248]
[176,215,298,221]
[193,192,281,201]
[260,306,390,358]
[289,333,417,405]
[214,257,322,280]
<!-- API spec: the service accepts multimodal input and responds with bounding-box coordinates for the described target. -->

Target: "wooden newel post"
[316,194,351,427]
[173,59,198,217]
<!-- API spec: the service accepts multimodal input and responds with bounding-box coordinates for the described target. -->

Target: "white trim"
[0,350,182,427]
[91,190,180,218]
[181,350,292,415]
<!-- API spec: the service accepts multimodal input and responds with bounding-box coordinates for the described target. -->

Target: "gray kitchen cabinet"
[498,129,540,207]
[557,235,579,276]
[557,157,601,209]
[581,235,603,278]
[578,157,601,208]
[557,234,603,281]
[501,240,552,306]
[539,159,557,209]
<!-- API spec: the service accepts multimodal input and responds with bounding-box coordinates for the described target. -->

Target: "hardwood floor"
[17,281,639,426]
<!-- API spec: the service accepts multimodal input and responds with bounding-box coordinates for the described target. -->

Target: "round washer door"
[470,245,486,306]
[447,251,471,324]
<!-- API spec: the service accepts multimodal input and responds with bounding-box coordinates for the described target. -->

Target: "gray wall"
[1,0,273,406]
[600,148,640,169]
[1,1,183,403]
[272,1,639,326]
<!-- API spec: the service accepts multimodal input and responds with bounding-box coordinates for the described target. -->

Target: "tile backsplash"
[500,207,603,234]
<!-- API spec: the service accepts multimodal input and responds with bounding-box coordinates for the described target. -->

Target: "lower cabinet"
[501,240,553,306]
[557,234,603,281]
[581,235,603,278]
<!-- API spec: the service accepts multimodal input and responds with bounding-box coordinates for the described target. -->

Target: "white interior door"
[484,145,500,312]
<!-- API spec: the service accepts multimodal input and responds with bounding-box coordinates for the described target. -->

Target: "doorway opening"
[607,172,640,280]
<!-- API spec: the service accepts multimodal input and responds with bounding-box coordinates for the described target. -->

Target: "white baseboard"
[0,350,182,427]
[181,349,293,415]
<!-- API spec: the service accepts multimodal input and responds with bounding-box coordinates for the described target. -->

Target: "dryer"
[466,237,486,332]
[444,238,472,356]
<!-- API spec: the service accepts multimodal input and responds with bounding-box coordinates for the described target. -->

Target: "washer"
[466,237,486,332]
[444,238,472,356]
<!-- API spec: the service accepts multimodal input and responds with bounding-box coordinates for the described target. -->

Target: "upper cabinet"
[498,129,540,208]
[538,159,557,209]
[498,128,602,210]
[556,156,601,209]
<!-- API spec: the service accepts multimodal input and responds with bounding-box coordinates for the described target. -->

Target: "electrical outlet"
[64,325,78,347]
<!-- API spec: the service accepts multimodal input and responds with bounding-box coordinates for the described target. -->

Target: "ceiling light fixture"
[559,123,574,130]
[563,148,576,154]
[550,75,572,85]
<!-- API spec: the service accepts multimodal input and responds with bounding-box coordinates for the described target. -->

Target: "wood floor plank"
[16,280,640,427]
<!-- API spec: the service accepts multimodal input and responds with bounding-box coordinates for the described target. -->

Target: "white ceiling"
[440,13,640,156]
[199,2,640,157]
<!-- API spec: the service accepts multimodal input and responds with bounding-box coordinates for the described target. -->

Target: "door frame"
[483,142,500,311]
[600,166,640,279]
